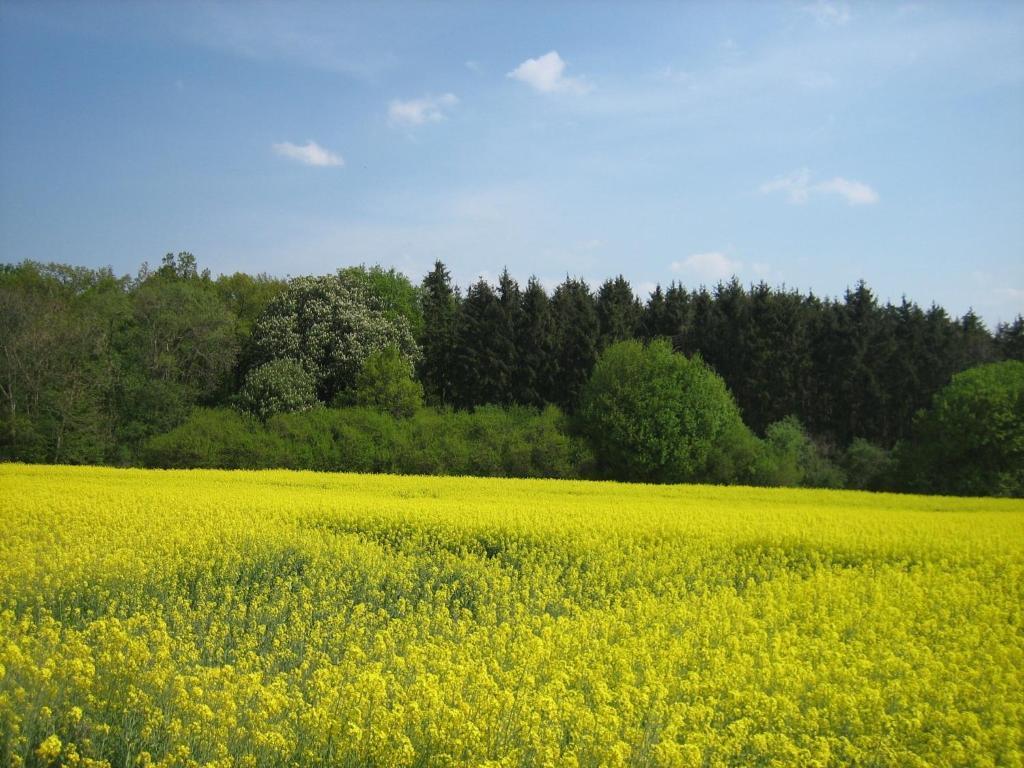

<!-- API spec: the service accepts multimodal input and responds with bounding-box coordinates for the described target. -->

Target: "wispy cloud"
[760,168,878,205]
[507,51,592,94]
[272,140,344,167]
[803,0,851,27]
[388,93,459,126]
[671,252,743,282]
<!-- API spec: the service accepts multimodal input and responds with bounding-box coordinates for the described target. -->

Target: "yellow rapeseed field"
[1,464,1022,767]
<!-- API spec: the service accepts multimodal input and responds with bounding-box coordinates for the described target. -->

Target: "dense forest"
[2,253,1022,495]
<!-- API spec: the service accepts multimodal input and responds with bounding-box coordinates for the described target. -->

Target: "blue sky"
[1,1,1022,324]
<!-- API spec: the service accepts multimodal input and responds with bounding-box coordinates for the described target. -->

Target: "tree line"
[1,253,1022,494]
[417,261,1022,446]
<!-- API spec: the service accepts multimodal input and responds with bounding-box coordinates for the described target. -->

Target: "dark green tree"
[996,315,1024,361]
[595,275,642,351]
[418,261,459,406]
[451,278,513,408]
[497,268,524,403]
[901,360,1024,497]
[515,277,558,406]
[550,277,599,411]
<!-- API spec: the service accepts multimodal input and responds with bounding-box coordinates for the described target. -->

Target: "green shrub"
[349,346,423,418]
[579,339,754,483]
[756,416,846,489]
[842,438,896,491]
[901,361,1024,497]
[146,405,584,479]
[142,408,280,469]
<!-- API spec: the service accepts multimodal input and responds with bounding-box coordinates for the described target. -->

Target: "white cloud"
[465,60,481,73]
[994,287,1024,301]
[388,93,459,126]
[803,1,851,27]
[760,168,815,203]
[671,252,743,282]
[760,168,878,205]
[272,140,344,167]
[814,177,879,205]
[507,51,591,94]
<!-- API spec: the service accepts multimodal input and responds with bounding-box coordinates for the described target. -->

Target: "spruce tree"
[595,275,642,351]
[452,278,513,408]
[550,277,599,411]
[419,261,459,406]
[516,277,558,406]
[497,268,524,404]
[996,315,1024,361]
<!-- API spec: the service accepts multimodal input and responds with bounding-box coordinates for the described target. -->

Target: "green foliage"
[339,264,424,339]
[143,405,586,479]
[418,261,459,405]
[902,361,1024,497]
[752,417,841,488]
[351,346,424,418]
[579,339,751,483]
[250,272,420,403]
[595,275,642,351]
[515,277,558,407]
[0,261,129,464]
[760,416,846,489]
[237,359,319,421]
[452,279,513,408]
[996,315,1024,361]
[551,278,599,411]
[841,438,896,491]
[142,408,280,469]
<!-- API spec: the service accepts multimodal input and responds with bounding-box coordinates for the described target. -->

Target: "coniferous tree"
[497,268,524,404]
[742,284,810,433]
[662,282,693,350]
[515,277,558,406]
[419,261,459,406]
[451,278,513,408]
[595,276,642,351]
[550,277,599,411]
[640,284,667,341]
[996,315,1024,361]
[957,310,997,370]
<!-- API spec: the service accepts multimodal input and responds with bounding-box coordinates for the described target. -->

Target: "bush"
[842,438,896,491]
[579,339,754,483]
[753,416,845,489]
[144,405,585,479]
[236,359,318,420]
[900,361,1024,497]
[350,346,423,418]
[142,408,280,469]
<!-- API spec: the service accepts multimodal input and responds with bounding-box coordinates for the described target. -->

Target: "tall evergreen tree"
[418,261,459,406]
[550,277,599,411]
[640,284,667,341]
[742,284,810,433]
[595,276,642,351]
[451,278,514,408]
[662,282,693,350]
[497,268,524,404]
[957,310,997,370]
[996,315,1024,361]
[515,277,558,406]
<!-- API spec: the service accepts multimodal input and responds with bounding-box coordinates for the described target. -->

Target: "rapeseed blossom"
[0,464,1022,766]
